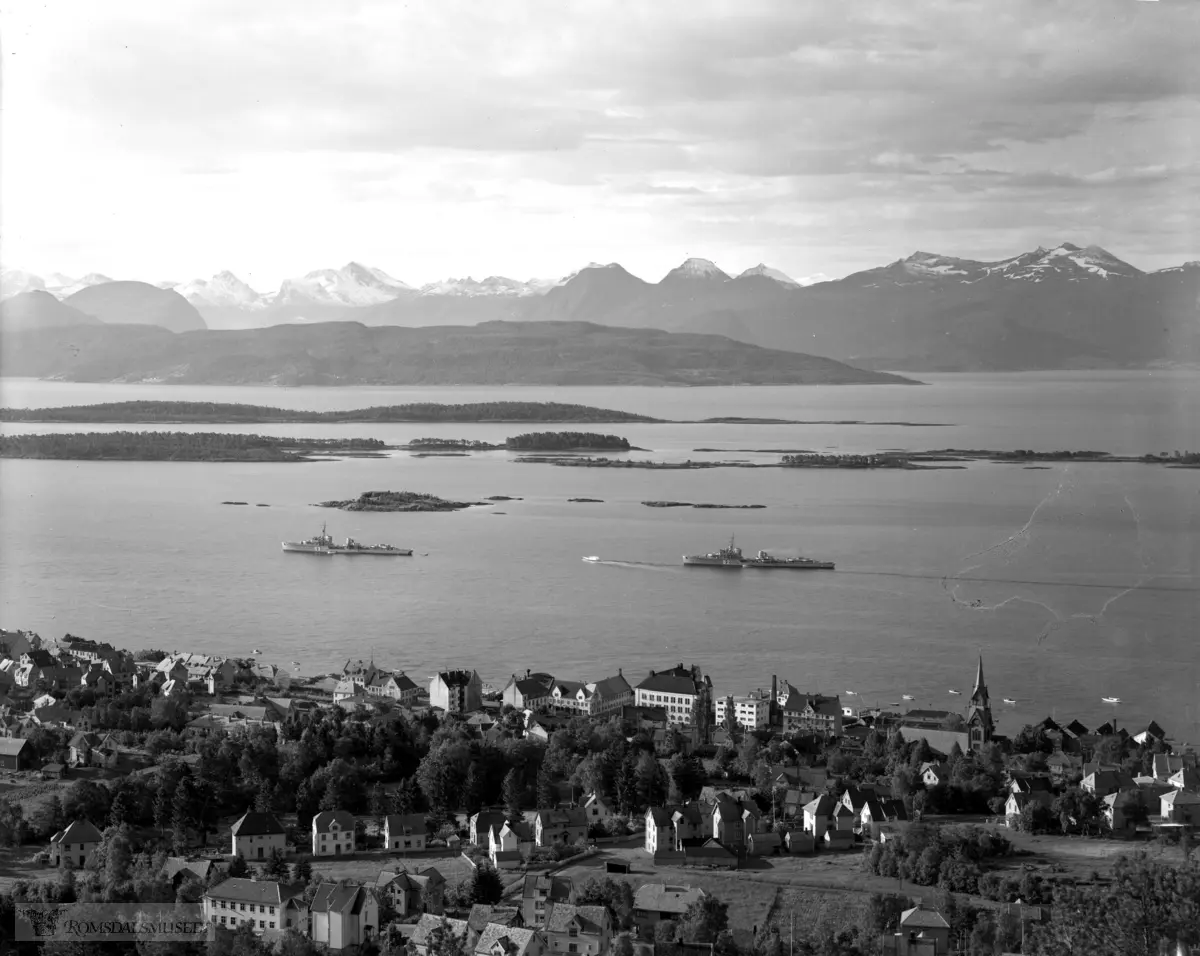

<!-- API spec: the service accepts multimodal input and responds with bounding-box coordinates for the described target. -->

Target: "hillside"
[0,290,101,331]
[0,320,916,386]
[64,281,207,333]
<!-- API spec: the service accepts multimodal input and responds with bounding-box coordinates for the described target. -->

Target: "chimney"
[772,675,777,700]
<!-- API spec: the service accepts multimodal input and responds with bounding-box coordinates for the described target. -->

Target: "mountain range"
[0,320,915,387]
[3,243,1197,370]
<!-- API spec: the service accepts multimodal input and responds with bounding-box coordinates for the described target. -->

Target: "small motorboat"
[846,690,858,696]
[1102,696,1121,704]
[902,694,915,701]
[948,689,961,695]
[889,702,901,707]
[582,556,600,562]
[1003,698,1017,704]
[253,648,262,654]
[291,660,300,665]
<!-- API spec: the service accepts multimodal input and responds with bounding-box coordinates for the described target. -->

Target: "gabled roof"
[900,905,950,930]
[471,810,507,831]
[647,807,675,827]
[523,874,572,901]
[544,903,610,935]
[160,856,217,883]
[412,914,470,947]
[205,877,302,905]
[591,674,632,700]
[230,810,286,836]
[782,692,841,716]
[474,923,539,956]
[633,883,705,914]
[50,819,103,845]
[1162,789,1200,806]
[536,807,587,828]
[385,813,427,834]
[309,882,370,915]
[803,794,837,816]
[0,737,30,757]
[312,810,356,833]
[377,869,414,891]
[636,665,704,696]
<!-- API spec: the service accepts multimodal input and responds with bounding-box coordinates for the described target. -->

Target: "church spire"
[973,654,985,695]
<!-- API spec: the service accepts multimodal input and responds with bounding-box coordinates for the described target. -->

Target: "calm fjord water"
[1,373,1197,742]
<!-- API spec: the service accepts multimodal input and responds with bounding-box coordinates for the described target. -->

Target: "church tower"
[966,655,993,751]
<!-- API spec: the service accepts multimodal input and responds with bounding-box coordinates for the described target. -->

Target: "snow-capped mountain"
[48,273,114,298]
[796,273,834,286]
[1154,261,1200,274]
[0,269,46,298]
[273,262,415,307]
[418,275,552,297]
[175,271,267,310]
[989,243,1144,281]
[737,263,799,286]
[662,258,731,282]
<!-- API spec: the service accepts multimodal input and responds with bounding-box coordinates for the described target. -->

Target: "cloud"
[2,0,1197,282]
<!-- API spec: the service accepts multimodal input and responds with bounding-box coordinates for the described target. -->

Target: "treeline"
[781,453,913,469]
[0,431,385,461]
[505,432,631,450]
[0,400,659,423]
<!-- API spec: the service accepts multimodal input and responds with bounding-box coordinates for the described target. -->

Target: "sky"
[2,0,1198,291]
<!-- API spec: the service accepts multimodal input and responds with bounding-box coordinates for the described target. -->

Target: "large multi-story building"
[430,670,483,714]
[715,691,772,731]
[780,691,843,738]
[634,664,712,741]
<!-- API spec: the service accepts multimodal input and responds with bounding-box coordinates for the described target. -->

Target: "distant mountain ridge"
[0,320,917,387]
[5,244,1197,369]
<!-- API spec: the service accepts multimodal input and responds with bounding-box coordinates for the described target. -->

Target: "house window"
[240,904,246,911]
[270,922,276,929]
[569,946,578,953]
[259,920,265,929]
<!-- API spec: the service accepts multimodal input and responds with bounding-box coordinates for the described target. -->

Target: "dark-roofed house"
[521,875,573,928]
[1153,753,1185,781]
[68,731,101,767]
[309,881,379,950]
[312,809,356,857]
[230,810,287,860]
[377,866,446,917]
[470,810,507,847]
[0,737,30,771]
[683,838,737,869]
[534,807,587,847]
[803,794,837,841]
[203,878,307,936]
[468,904,523,935]
[431,670,483,714]
[634,664,712,739]
[1081,769,1136,798]
[781,693,843,738]
[49,819,103,867]
[543,903,611,956]
[587,673,634,716]
[161,856,223,887]
[633,883,705,932]
[503,672,556,711]
[645,807,675,854]
[384,813,428,852]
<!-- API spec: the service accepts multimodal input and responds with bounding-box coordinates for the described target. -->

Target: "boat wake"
[582,558,677,572]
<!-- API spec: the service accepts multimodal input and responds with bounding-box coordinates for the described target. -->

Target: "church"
[895,654,994,756]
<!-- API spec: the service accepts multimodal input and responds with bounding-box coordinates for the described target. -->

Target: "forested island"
[505,431,631,451]
[0,432,387,462]
[0,400,660,424]
[316,490,485,512]
[404,438,504,451]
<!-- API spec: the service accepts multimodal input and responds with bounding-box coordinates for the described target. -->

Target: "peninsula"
[0,432,387,462]
[0,400,660,424]
[316,490,485,512]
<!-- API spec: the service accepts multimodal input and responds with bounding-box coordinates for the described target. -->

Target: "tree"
[369,783,388,832]
[613,935,634,956]
[1027,853,1200,955]
[153,780,174,835]
[263,847,290,880]
[667,755,705,803]
[426,917,471,956]
[171,779,195,854]
[227,854,250,878]
[108,790,135,829]
[291,859,313,883]
[681,896,729,944]
[502,769,522,820]
[255,779,275,814]
[536,765,555,810]
[469,863,505,904]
